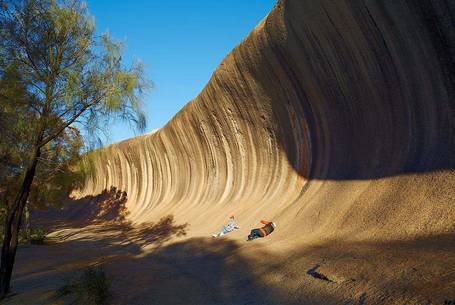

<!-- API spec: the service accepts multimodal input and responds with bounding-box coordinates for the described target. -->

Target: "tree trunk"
[0,147,40,298]
[24,204,31,242]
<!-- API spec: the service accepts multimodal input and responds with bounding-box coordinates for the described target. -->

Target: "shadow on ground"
[8,218,455,305]
[9,189,455,304]
[9,236,346,305]
[281,233,455,305]
[10,189,345,305]
[34,186,131,229]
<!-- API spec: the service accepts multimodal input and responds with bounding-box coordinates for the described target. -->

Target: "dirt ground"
[4,209,455,305]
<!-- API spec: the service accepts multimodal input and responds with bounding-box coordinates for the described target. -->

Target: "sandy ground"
[4,205,455,305]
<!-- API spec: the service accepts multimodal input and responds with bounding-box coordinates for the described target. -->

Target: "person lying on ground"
[247,220,276,241]
[212,215,240,237]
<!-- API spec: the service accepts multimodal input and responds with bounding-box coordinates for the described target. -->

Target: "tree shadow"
[34,186,131,229]
[10,214,455,304]
[94,187,129,223]
[32,187,188,249]
[10,236,347,305]
[14,189,349,304]
[60,214,188,252]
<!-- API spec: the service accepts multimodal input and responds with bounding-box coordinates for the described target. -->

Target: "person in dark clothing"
[247,220,276,241]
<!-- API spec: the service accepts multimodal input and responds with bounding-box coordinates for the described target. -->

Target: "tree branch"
[38,96,102,148]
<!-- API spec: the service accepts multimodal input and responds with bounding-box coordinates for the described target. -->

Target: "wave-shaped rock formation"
[74,0,454,303]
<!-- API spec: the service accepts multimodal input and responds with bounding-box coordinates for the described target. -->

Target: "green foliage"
[29,227,46,244]
[19,226,46,244]
[57,265,112,305]
[0,64,37,180]
[1,0,149,149]
[0,0,149,296]
[0,0,149,211]
[29,127,84,209]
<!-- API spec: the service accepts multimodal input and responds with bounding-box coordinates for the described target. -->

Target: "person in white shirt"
[212,216,240,237]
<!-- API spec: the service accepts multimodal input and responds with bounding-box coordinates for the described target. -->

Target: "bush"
[57,265,112,305]
[18,227,47,244]
[29,227,47,244]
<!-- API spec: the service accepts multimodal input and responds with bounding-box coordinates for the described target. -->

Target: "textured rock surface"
[68,0,454,303]
[79,0,454,240]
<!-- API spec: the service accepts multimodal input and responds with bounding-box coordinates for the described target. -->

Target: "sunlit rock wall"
[78,0,454,243]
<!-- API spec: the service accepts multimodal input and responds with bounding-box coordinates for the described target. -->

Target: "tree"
[23,125,84,239]
[0,61,84,241]
[0,52,38,240]
[0,0,148,297]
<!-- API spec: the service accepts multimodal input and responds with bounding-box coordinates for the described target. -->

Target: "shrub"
[18,227,47,244]
[29,227,47,244]
[57,265,112,305]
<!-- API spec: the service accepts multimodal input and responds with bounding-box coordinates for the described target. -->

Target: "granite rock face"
[77,0,454,242]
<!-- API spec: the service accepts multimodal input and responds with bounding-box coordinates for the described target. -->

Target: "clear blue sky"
[86,0,276,144]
